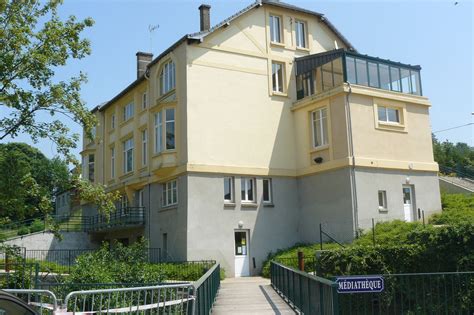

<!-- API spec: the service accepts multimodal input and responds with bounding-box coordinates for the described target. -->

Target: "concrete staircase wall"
[3,231,99,251]
[439,176,474,194]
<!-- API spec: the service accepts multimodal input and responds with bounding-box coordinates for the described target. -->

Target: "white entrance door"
[403,185,414,222]
[234,230,250,277]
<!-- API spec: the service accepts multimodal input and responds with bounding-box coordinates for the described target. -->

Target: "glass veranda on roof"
[295,49,422,100]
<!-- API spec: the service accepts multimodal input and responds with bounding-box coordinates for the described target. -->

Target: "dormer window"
[160,60,176,95]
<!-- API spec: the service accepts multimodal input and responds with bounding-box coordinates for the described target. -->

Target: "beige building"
[81,0,441,276]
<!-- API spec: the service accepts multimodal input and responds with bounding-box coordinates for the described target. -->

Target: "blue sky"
[3,0,473,159]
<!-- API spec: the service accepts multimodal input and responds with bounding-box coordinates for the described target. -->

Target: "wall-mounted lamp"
[238,221,243,228]
[314,157,323,164]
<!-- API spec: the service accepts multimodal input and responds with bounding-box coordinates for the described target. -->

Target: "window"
[311,108,328,148]
[154,109,175,153]
[142,92,147,109]
[123,138,134,173]
[295,20,306,48]
[110,147,115,179]
[162,179,178,207]
[241,177,256,203]
[90,126,96,140]
[154,111,163,153]
[165,109,175,150]
[88,154,95,182]
[138,189,144,207]
[111,114,115,129]
[272,62,284,93]
[142,129,147,166]
[263,178,272,204]
[120,195,128,210]
[378,190,387,210]
[160,60,176,95]
[269,15,281,43]
[224,177,234,203]
[378,106,400,123]
[123,102,134,121]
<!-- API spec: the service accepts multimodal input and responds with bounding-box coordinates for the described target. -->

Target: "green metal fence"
[270,261,339,314]
[192,263,221,315]
[337,272,474,315]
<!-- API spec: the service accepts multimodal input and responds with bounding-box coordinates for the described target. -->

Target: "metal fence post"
[319,223,323,250]
[372,218,376,246]
[298,251,305,272]
[332,285,339,315]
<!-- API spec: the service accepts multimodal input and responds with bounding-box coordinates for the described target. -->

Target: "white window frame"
[295,20,307,48]
[241,177,256,203]
[269,15,282,43]
[378,190,387,211]
[160,60,176,96]
[162,179,178,207]
[142,129,147,166]
[272,61,284,93]
[262,178,273,204]
[110,147,115,179]
[377,106,400,124]
[154,109,175,153]
[121,195,128,211]
[123,138,134,173]
[224,177,234,203]
[311,108,329,148]
[142,92,147,109]
[123,102,134,121]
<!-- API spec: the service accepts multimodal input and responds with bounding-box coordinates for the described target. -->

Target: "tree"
[432,134,474,177]
[0,0,120,218]
[0,143,70,220]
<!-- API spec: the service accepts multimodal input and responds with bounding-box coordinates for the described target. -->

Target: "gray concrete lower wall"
[4,231,99,251]
[355,168,442,229]
[186,173,300,277]
[297,168,355,243]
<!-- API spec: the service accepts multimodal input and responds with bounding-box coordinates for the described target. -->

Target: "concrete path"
[212,277,296,315]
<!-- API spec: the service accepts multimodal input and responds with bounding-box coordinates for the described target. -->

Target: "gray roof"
[98,0,356,112]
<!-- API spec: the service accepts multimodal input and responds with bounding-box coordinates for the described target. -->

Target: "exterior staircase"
[438,166,474,194]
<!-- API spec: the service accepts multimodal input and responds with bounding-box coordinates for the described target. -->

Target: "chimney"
[199,4,211,32]
[136,52,153,78]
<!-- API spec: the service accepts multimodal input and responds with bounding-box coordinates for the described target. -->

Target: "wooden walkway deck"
[212,277,296,315]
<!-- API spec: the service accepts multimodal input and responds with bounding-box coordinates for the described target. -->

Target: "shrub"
[17,226,30,236]
[353,220,425,246]
[29,219,45,233]
[430,193,474,224]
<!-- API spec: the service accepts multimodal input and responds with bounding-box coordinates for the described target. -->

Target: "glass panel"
[400,68,411,93]
[390,66,401,92]
[235,232,247,256]
[410,71,421,95]
[270,15,281,42]
[355,58,368,86]
[263,179,270,202]
[378,191,384,207]
[332,58,343,86]
[346,57,356,84]
[322,109,328,145]
[296,21,306,48]
[378,106,387,122]
[387,108,399,123]
[241,179,246,201]
[379,64,390,90]
[224,177,232,201]
[247,179,254,201]
[321,61,333,90]
[166,109,175,150]
[272,63,283,92]
[403,187,411,204]
[368,62,379,88]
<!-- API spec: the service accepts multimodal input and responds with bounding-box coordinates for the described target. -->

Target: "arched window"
[159,60,176,95]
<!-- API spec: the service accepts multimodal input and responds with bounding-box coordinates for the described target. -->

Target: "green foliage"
[0,143,70,221]
[29,219,45,233]
[353,220,425,246]
[17,226,30,236]
[432,135,474,177]
[430,193,474,224]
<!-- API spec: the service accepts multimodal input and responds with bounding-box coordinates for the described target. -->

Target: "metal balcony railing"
[85,207,145,232]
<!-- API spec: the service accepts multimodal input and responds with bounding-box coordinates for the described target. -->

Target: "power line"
[433,122,473,134]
